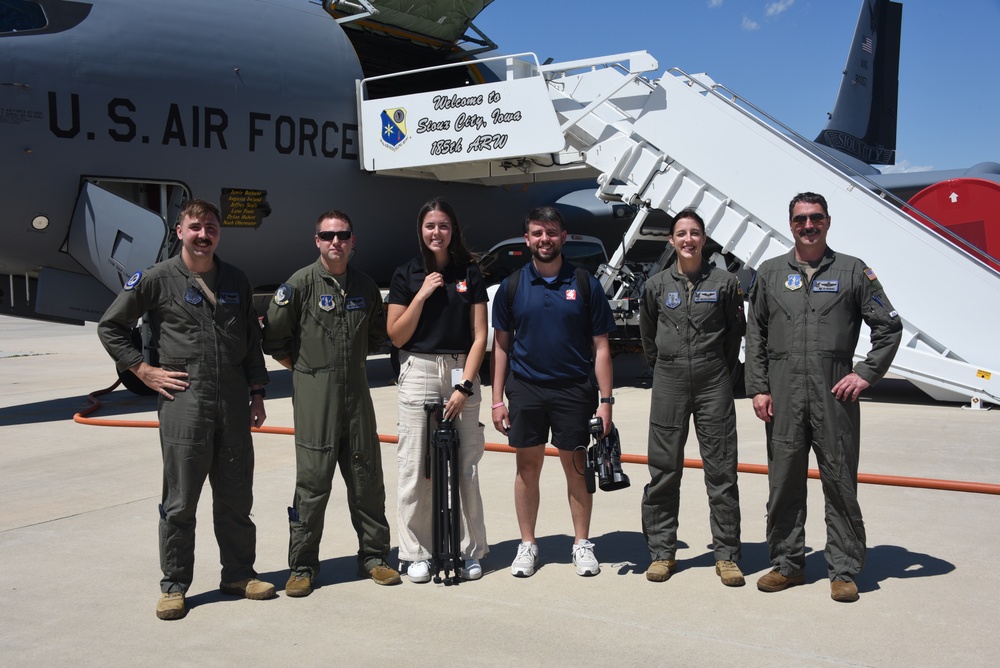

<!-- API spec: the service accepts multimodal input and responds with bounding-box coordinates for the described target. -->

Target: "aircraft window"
[0,0,46,33]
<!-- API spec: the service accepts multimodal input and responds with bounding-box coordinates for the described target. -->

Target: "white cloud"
[708,0,723,7]
[765,0,795,17]
[878,160,935,174]
[741,16,760,30]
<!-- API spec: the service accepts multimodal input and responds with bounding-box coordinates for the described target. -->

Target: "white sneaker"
[407,559,432,584]
[511,542,539,577]
[572,539,600,576]
[461,559,483,581]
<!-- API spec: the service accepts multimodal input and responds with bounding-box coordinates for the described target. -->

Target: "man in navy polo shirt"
[491,206,617,578]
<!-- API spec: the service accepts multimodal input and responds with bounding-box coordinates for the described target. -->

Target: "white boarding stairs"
[358,52,1000,408]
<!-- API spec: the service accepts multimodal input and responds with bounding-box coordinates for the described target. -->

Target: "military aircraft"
[2,0,997,333]
[0,0,608,326]
[808,0,1000,271]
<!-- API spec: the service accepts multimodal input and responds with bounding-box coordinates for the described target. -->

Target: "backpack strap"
[504,266,522,314]
[575,267,592,339]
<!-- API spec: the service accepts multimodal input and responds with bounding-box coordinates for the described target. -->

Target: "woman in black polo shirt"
[386,197,489,583]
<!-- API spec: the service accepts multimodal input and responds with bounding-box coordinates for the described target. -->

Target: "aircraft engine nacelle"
[904,174,1000,274]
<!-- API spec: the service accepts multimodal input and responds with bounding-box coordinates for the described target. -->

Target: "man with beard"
[745,192,902,603]
[98,199,274,620]
[491,206,616,578]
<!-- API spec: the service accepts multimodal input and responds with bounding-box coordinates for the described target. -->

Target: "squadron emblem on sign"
[380,107,408,151]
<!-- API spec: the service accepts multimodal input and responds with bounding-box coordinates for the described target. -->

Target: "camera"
[585,417,631,493]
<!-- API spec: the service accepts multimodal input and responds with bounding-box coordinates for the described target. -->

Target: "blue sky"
[474,0,999,173]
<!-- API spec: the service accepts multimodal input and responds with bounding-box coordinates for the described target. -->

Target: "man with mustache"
[491,206,616,578]
[745,192,902,603]
[98,199,274,620]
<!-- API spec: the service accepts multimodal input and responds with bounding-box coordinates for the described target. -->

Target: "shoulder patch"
[273,283,293,306]
[124,271,142,291]
[863,266,884,290]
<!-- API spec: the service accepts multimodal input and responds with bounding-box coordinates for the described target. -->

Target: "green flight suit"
[745,248,901,581]
[639,261,745,562]
[98,254,269,593]
[262,260,390,578]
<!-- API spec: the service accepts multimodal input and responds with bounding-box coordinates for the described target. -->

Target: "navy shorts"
[506,375,597,451]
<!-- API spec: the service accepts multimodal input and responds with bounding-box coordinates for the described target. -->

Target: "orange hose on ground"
[74,386,1000,496]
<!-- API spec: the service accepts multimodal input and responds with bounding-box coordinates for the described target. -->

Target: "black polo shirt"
[387,257,488,354]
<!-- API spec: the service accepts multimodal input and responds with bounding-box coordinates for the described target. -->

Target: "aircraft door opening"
[66,181,174,296]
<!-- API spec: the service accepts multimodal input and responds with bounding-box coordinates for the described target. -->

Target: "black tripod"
[424,402,462,584]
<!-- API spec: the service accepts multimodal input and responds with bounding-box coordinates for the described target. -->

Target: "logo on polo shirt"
[456,280,468,293]
[565,289,577,300]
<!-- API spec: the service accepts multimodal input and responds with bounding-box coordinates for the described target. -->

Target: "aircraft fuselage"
[0,0,585,319]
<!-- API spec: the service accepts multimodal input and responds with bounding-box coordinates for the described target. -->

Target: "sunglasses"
[791,213,827,224]
[317,230,353,241]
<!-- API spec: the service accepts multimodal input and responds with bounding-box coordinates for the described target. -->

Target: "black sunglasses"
[791,213,827,224]
[317,230,353,241]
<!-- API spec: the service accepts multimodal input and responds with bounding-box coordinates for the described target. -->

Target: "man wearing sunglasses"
[745,192,901,603]
[263,210,399,596]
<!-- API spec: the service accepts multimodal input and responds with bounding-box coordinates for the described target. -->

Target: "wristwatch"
[250,387,266,398]
[455,379,474,397]
[600,396,614,405]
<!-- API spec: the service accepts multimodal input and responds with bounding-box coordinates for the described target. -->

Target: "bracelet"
[454,383,474,397]
[491,402,505,410]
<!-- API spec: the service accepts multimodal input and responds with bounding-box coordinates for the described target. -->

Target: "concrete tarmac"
[1,319,998,667]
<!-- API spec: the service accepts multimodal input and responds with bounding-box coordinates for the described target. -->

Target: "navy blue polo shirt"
[492,259,616,382]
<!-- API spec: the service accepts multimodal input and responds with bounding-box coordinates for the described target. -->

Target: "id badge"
[451,367,465,387]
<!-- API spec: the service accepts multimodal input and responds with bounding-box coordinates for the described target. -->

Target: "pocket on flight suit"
[217,433,254,488]
[696,418,725,460]
[350,448,375,498]
[647,416,682,472]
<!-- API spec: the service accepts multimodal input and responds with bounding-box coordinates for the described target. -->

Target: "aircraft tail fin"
[815,0,902,166]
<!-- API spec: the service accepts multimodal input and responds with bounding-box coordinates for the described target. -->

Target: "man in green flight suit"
[98,199,275,621]
[263,209,399,597]
[745,192,902,603]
